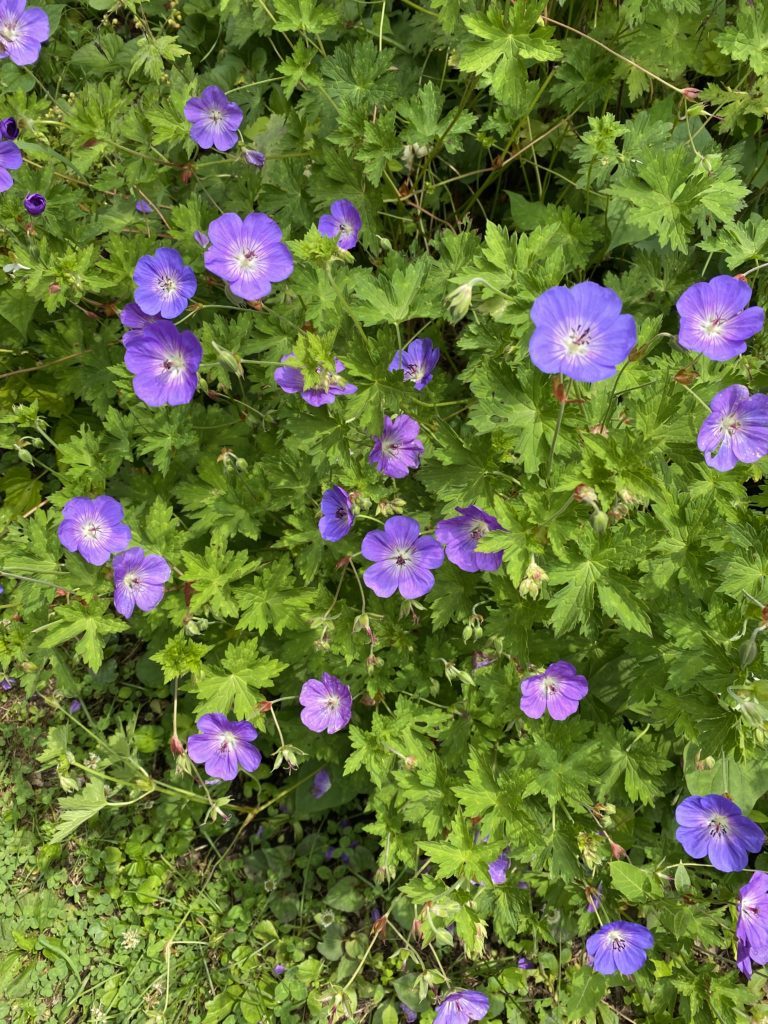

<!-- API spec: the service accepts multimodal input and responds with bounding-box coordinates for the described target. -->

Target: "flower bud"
[169,734,184,757]
[680,86,701,101]
[591,509,609,534]
[518,577,540,600]
[212,341,244,378]
[740,634,759,668]
[462,624,474,643]
[353,613,370,634]
[447,281,474,320]
[574,484,598,504]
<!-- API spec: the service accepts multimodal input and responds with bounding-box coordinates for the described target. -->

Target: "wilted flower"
[124,321,203,407]
[274,355,357,406]
[187,713,262,781]
[697,384,768,472]
[184,85,243,152]
[0,117,18,139]
[318,199,362,250]
[112,548,171,618]
[318,485,355,541]
[435,506,505,573]
[0,139,21,191]
[675,794,764,871]
[676,276,764,361]
[361,515,444,599]
[736,871,768,977]
[586,921,653,975]
[529,282,636,382]
[520,661,588,720]
[1,676,16,691]
[369,414,423,478]
[312,768,332,798]
[447,280,474,319]
[299,674,352,734]
[58,496,132,566]
[434,990,489,1024]
[388,337,440,390]
[204,212,293,300]
[119,302,162,345]
[244,149,265,167]
[23,191,44,216]
[0,0,49,66]
[133,247,197,319]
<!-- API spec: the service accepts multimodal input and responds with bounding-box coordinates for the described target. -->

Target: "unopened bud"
[462,624,474,643]
[353,613,370,634]
[518,578,540,600]
[447,281,474,320]
[674,368,699,386]
[573,484,598,504]
[256,700,273,713]
[212,341,244,378]
[609,839,627,860]
[48,282,61,294]
[169,735,184,756]
[591,509,609,534]
[740,634,759,668]
[680,86,701,101]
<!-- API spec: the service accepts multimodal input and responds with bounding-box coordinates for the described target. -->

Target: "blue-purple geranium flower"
[435,506,505,573]
[586,921,653,975]
[112,547,171,618]
[434,990,489,1024]
[488,848,510,885]
[388,337,440,390]
[299,674,352,734]
[124,321,202,407]
[119,302,161,345]
[529,282,636,382]
[187,713,262,781]
[369,415,423,478]
[737,870,768,977]
[361,515,444,599]
[0,117,18,140]
[184,86,243,152]
[697,384,768,472]
[23,191,44,216]
[274,355,357,406]
[58,496,132,566]
[319,485,355,541]
[204,211,293,301]
[133,247,197,319]
[312,768,332,798]
[244,149,265,167]
[135,198,152,214]
[318,199,362,250]
[0,0,49,66]
[0,139,21,192]
[677,276,764,361]
[519,661,588,721]
[675,794,764,872]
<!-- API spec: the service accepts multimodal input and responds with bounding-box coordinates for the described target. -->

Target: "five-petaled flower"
[736,870,768,977]
[675,794,764,872]
[318,485,355,541]
[529,282,636,382]
[133,247,197,320]
[187,713,262,781]
[369,414,423,478]
[435,505,505,573]
[58,496,132,566]
[361,515,444,599]
[586,921,653,975]
[0,138,21,192]
[696,384,768,472]
[318,199,362,250]
[388,337,440,390]
[677,276,764,361]
[124,321,203,407]
[112,547,171,618]
[0,0,49,66]
[204,211,293,301]
[299,674,352,734]
[274,355,357,406]
[433,989,490,1024]
[519,661,588,720]
[184,85,243,152]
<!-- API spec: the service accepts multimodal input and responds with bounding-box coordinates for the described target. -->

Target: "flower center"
[324,695,341,711]
[393,546,414,568]
[157,274,178,296]
[403,360,423,382]
[335,507,348,520]
[162,352,186,375]
[708,813,729,837]
[209,108,224,124]
[564,322,593,354]
[0,20,20,43]
[83,520,102,539]
[218,731,236,751]
[701,312,731,337]
[606,930,627,951]
[543,675,560,696]
[718,413,741,437]
[236,245,262,272]
[123,571,142,591]
[469,520,489,541]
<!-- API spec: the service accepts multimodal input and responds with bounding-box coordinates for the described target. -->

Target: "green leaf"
[49,780,109,842]
[41,599,129,672]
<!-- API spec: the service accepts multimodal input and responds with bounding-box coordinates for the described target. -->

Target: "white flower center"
[324,695,340,711]
[162,351,186,376]
[83,520,102,539]
[236,245,263,272]
[718,413,741,437]
[157,274,178,296]
[218,731,236,751]
[0,20,20,43]
[701,312,731,338]
[123,571,142,591]
[563,322,593,355]
[392,546,414,568]
[606,930,627,951]
[708,813,729,837]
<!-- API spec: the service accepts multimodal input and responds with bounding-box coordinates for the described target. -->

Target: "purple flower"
[23,191,44,216]
[133,247,197,319]
[299,673,352,734]
[135,198,152,214]
[318,200,362,250]
[677,276,764,361]
[58,496,132,566]
[435,506,505,573]
[0,117,18,140]
[112,547,171,618]
[0,139,22,192]
[119,302,161,345]
[400,1005,418,1024]
[388,337,440,390]
[272,963,286,977]
[488,848,510,885]
[517,956,535,970]
[0,0,49,66]
[319,486,355,541]
[244,149,265,167]
[312,768,332,798]
[519,661,588,721]
[124,321,203,407]
[696,384,768,472]
[1,677,16,691]
[529,282,636,382]
[369,414,423,478]
[187,713,262,781]
[736,871,768,977]
[69,699,81,713]
[675,794,764,872]
[193,230,209,248]
[361,515,444,599]
[434,990,489,1024]
[204,212,293,300]
[184,86,243,152]
[586,883,603,913]
[274,355,357,406]
[586,921,653,976]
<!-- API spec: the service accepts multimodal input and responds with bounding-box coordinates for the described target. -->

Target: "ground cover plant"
[3,0,768,1021]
